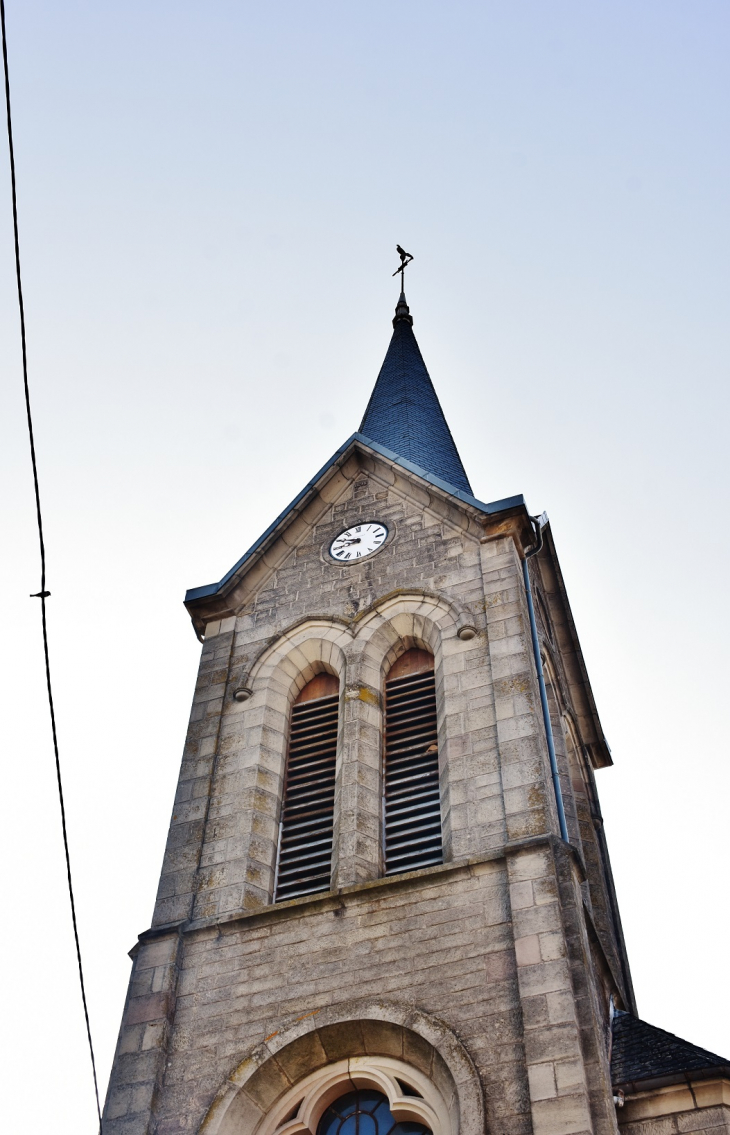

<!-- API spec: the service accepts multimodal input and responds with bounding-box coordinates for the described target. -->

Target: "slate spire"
[359,292,472,495]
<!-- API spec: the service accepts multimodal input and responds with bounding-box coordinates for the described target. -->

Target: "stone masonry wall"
[103,456,621,1135]
[106,840,616,1135]
[619,1105,730,1135]
[151,460,562,927]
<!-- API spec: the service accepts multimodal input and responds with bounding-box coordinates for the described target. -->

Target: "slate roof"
[359,293,472,495]
[185,297,521,616]
[612,1011,730,1089]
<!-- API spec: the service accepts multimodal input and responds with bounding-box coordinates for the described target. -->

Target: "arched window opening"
[541,655,580,849]
[317,1089,431,1135]
[275,674,339,902]
[536,590,554,645]
[564,717,591,816]
[383,649,442,876]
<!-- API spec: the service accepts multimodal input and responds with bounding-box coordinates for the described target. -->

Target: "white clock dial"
[330,522,388,562]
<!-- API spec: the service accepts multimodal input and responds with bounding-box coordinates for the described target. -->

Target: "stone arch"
[194,625,351,915]
[243,619,354,704]
[345,593,482,867]
[198,1000,484,1135]
[255,629,349,899]
[352,589,477,644]
[352,591,474,673]
[256,1056,447,1135]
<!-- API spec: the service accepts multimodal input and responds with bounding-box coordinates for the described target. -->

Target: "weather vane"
[392,244,413,290]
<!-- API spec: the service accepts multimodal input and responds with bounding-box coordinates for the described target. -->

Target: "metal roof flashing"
[184,433,526,619]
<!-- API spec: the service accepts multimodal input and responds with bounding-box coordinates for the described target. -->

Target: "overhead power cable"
[0,3,103,1131]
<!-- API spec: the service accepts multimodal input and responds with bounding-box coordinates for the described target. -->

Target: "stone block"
[126,992,170,1026]
[546,990,576,1025]
[515,935,541,966]
[104,1086,132,1120]
[517,958,572,998]
[512,898,561,936]
[319,1021,368,1060]
[530,1092,593,1135]
[274,1030,330,1081]
[539,931,565,962]
[554,1059,585,1093]
[676,1106,730,1133]
[528,1062,558,1101]
[241,1056,293,1110]
[507,849,552,882]
[524,1023,583,1065]
[510,881,534,910]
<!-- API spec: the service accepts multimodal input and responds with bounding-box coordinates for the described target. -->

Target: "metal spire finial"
[392,244,414,292]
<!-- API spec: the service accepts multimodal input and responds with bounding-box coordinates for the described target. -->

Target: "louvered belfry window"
[383,649,443,875]
[274,674,339,902]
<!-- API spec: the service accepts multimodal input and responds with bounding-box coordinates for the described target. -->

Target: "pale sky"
[1,3,728,1130]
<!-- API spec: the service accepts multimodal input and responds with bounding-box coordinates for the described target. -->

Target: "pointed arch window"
[383,649,443,876]
[275,674,339,902]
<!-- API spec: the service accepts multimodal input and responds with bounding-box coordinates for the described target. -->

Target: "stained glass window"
[316,1089,431,1135]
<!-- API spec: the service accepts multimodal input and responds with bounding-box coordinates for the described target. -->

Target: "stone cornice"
[136,833,586,947]
[617,1076,730,1121]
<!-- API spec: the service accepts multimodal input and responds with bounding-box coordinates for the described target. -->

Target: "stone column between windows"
[333,643,384,888]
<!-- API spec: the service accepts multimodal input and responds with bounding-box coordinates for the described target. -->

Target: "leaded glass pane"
[316,1089,431,1135]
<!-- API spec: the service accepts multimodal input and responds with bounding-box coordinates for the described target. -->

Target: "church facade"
[102,293,729,1135]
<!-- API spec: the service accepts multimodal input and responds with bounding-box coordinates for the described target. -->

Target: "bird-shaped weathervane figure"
[392,244,414,290]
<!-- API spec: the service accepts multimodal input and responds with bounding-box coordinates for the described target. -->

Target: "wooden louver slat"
[275,691,338,902]
[383,666,443,875]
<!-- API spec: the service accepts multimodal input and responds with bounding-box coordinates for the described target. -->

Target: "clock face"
[330,522,388,562]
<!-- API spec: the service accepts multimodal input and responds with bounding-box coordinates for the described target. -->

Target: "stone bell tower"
[103,291,729,1135]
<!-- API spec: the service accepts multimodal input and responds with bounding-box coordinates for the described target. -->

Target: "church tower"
[103,290,729,1135]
